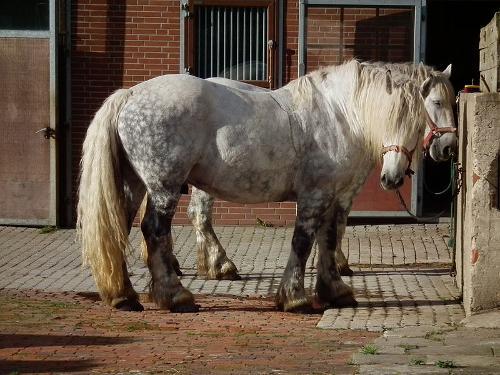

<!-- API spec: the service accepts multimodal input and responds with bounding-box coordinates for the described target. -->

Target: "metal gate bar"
[196,5,268,80]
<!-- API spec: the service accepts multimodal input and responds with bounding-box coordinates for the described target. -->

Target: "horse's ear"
[420,76,433,98]
[442,64,452,78]
[385,70,393,95]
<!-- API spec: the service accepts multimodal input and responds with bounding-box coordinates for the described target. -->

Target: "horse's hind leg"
[109,162,147,312]
[142,191,198,312]
[187,187,240,280]
[139,195,182,276]
[315,203,357,308]
[98,163,145,311]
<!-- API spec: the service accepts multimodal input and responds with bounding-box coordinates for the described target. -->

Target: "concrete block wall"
[456,93,500,315]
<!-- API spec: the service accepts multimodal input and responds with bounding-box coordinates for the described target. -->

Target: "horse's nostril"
[381,174,387,185]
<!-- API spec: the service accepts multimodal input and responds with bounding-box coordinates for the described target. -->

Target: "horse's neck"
[271,87,295,112]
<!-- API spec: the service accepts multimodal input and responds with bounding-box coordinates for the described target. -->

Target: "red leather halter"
[381,107,457,178]
[381,144,416,177]
[422,110,457,151]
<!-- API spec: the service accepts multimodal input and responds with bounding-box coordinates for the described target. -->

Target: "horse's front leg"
[316,204,358,308]
[187,187,240,280]
[276,198,326,312]
[334,171,372,276]
[142,192,198,312]
[333,206,354,276]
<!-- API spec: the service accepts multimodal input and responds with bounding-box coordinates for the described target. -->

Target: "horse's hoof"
[338,265,354,276]
[206,260,240,280]
[280,297,312,313]
[170,287,197,313]
[330,294,358,308]
[115,299,144,312]
[218,271,241,281]
[316,278,357,308]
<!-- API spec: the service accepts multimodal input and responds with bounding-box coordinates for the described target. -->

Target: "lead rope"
[395,158,462,275]
[448,160,463,277]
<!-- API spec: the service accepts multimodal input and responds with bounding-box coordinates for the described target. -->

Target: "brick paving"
[0,289,377,374]
[0,223,474,374]
[0,224,463,331]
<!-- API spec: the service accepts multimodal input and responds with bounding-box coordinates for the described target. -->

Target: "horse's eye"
[433,100,442,107]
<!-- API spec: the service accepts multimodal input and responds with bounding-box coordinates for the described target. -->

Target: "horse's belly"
[188,149,297,203]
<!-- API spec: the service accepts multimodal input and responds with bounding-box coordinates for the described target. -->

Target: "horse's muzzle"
[380,173,404,190]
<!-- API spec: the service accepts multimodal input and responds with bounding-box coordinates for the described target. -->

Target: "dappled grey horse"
[77,60,431,313]
[173,62,457,281]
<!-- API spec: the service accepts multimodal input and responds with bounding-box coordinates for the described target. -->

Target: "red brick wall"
[71,0,300,227]
[284,0,299,83]
[306,7,413,72]
[70,1,414,227]
[175,193,297,226]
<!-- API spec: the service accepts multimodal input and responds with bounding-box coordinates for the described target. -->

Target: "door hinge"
[181,3,193,18]
[36,127,56,140]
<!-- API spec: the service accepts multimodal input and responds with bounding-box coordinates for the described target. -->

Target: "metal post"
[298,0,306,77]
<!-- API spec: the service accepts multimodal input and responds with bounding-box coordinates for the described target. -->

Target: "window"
[184,0,277,88]
[0,0,49,30]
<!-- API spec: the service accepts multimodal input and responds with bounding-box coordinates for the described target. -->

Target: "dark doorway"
[423,1,499,216]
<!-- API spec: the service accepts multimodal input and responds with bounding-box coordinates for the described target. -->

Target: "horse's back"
[117,74,300,203]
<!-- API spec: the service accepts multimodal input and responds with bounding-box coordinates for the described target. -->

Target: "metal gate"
[196,6,269,81]
[298,0,425,216]
[183,0,278,88]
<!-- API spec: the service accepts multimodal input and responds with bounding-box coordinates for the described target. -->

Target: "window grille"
[195,6,268,81]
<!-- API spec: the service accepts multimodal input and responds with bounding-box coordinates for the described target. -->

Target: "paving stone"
[352,353,414,365]
[0,223,479,372]
[359,364,450,374]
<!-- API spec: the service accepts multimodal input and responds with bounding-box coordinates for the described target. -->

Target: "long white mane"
[285,60,425,161]
[367,61,455,101]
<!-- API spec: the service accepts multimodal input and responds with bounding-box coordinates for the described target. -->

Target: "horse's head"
[420,65,457,161]
[379,73,426,190]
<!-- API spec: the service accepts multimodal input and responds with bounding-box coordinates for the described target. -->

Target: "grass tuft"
[360,344,378,355]
[409,358,425,366]
[39,225,57,234]
[126,321,157,332]
[435,360,457,368]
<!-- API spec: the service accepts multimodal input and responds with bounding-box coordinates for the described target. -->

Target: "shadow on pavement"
[0,333,135,349]
[0,359,97,373]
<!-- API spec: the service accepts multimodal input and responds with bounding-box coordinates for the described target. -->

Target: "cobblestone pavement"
[0,289,378,374]
[4,223,495,374]
[0,224,463,332]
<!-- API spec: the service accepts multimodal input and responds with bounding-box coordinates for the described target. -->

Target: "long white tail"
[76,89,133,304]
